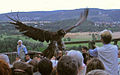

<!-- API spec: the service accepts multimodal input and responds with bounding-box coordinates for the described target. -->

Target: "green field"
[64,32,120,50]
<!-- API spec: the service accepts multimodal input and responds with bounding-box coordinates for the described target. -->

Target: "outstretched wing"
[7,16,53,42]
[7,8,88,42]
[65,8,89,33]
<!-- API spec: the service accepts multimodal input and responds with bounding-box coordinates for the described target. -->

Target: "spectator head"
[57,56,78,75]
[57,51,62,57]
[25,54,31,61]
[86,58,105,73]
[57,51,63,60]
[33,55,42,62]
[0,54,10,64]
[38,58,53,75]
[0,54,12,68]
[87,70,109,75]
[15,56,21,61]
[17,40,23,45]
[81,46,88,53]
[67,50,84,68]
[0,60,12,75]
[51,56,56,60]
[12,61,33,75]
[29,59,38,73]
[67,50,85,75]
[100,30,112,44]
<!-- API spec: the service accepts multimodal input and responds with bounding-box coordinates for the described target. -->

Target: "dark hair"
[57,56,78,75]
[25,54,30,56]
[0,60,12,75]
[86,58,105,73]
[12,61,33,75]
[82,46,88,50]
[38,58,53,75]
[29,59,38,72]
[82,53,89,64]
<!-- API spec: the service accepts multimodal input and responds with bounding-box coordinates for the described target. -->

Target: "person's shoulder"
[111,44,118,49]
[0,54,8,57]
[17,45,19,47]
[21,45,26,48]
[96,46,103,50]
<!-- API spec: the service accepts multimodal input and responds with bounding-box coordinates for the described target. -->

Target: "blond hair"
[100,30,112,44]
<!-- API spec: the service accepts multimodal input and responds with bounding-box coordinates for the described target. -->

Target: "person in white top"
[89,30,118,75]
[51,56,58,68]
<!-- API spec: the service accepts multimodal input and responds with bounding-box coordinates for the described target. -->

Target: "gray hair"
[0,54,10,64]
[87,70,110,75]
[67,50,84,68]
[17,40,23,44]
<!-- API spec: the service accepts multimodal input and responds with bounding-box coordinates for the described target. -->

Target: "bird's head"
[57,29,66,37]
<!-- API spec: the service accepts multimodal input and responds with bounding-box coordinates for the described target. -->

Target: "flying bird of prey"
[7,8,89,59]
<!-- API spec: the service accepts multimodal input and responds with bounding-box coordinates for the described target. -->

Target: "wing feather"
[65,8,89,33]
[8,18,53,42]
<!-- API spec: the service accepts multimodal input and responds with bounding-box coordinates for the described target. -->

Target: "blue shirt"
[17,45,28,56]
[89,48,98,57]
[89,44,118,75]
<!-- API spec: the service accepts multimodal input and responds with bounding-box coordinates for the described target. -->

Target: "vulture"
[7,8,89,59]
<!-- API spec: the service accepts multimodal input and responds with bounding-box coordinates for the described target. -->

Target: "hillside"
[0,18,120,36]
[0,8,120,22]
[0,19,95,35]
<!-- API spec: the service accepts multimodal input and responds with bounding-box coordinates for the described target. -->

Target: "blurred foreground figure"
[57,56,78,75]
[0,54,12,67]
[86,58,105,73]
[87,70,109,75]
[0,60,12,75]
[38,58,53,75]
[12,61,33,75]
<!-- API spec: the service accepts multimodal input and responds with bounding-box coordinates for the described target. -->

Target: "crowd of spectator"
[0,29,119,75]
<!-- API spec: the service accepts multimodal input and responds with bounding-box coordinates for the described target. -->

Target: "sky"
[0,0,120,14]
